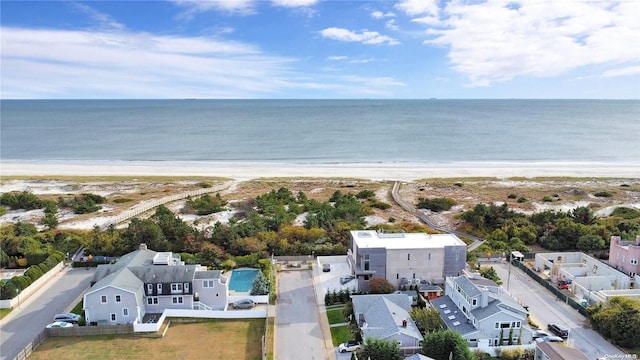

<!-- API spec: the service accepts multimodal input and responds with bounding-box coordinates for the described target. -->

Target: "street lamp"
[15,289,20,309]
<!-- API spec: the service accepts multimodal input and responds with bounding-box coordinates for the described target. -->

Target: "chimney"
[139,243,148,250]
[480,287,489,308]
[402,319,407,328]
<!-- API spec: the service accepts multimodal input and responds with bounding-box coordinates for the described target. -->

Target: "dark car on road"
[547,323,569,339]
[322,263,330,272]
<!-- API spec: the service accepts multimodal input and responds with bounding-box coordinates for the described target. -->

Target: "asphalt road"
[276,270,326,360]
[0,267,95,360]
[490,261,626,359]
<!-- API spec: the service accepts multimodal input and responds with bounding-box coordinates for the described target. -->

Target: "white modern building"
[347,230,467,292]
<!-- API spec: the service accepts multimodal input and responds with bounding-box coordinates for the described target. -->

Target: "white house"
[430,274,533,348]
[83,244,228,325]
[351,294,423,356]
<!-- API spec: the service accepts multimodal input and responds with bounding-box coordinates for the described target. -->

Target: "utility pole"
[507,251,511,291]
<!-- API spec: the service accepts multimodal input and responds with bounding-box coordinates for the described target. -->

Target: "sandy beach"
[2,161,639,181]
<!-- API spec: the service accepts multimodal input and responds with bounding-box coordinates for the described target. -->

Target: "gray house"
[347,230,467,292]
[351,294,423,356]
[83,244,228,325]
[430,274,533,348]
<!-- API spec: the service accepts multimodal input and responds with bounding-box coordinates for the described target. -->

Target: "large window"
[172,296,183,304]
[203,280,214,288]
[101,295,107,304]
[171,283,183,292]
[115,295,121,303]
[363,254,370,271]
[147,297,158,305]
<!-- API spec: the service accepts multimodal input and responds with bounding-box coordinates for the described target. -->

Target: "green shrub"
[542,196,553,202]
[416,197,457,212]
[517,197,528,203]
[356,190,375,199]
[370,201,391,210]
[507,193,518,199]
[112,198,133,203]
[594,191,613,198]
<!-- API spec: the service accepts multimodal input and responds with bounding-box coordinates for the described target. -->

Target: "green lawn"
[329,325,352,346]
[0,308,11,320]
[326,307,347,324]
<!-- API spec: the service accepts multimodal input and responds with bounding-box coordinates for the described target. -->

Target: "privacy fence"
[512,258,589,316]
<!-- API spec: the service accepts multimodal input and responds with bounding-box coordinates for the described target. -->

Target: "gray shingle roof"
[351,294,422,342]
[88,267,144,303]
[452,276,482,297]
[430,296,477,336]
[194,270,223,279]
[128,265,199,283]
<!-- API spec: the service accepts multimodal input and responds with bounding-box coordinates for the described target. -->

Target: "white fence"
[0,261,64,309]
[133,308,267,333]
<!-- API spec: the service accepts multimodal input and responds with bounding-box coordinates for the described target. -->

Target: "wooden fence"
[46,324,134,337]
[12,329,47,360]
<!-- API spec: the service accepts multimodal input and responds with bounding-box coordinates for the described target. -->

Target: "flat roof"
[351,230,466,249]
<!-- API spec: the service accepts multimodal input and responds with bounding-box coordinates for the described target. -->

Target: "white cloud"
[601,66,640,78]
[396,0,439,17]
[320,27,400,45]
[272,0,318,7]
[424,0,640,87]
[385,19,399,31]
[328,55,347,61]
[371,11,395,19]
[171,0,256,17]
[71,2,125,31]
[0,27,294,98]
[1,27,403,98]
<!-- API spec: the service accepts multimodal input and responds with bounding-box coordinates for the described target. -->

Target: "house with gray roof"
[430,274,533,348]
[351,294,423,356]
[83,244,228,325]
[348,230,467,292]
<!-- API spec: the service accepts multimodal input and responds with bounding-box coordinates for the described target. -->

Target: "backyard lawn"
[29,319,265,360]
[326,305,347,324]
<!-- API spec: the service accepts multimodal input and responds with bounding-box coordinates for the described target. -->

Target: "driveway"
[276,270,327,360]
[490,261,625,359]
[0,266,95,360]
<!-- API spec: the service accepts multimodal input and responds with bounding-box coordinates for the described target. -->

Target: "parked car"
[557,280,570,290]
[532,330,549,339]
[322,263,331,272]
[338,340,362,353]
[547,323,569,338]
[535,335,565,343]
[46,321,74,328]
[53,313,81,324]
[233,299,256,309]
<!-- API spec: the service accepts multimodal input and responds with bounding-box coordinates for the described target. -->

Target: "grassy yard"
[326,305,347,325]
[329,325,352,346]
[0,308,11,320]
[29,319,265,360]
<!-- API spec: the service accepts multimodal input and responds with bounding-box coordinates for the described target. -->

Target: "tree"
[421,330,474,360]
[250,271,269,295]
[369,277,395,294]
[360,338,402,360]
[416,197,457,212]
[479,266,502,285]
[576,234,605,252]
[410,307,442,333]
[588,297,640,348]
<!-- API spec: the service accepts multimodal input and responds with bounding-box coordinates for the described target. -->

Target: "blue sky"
[1,0,639,99]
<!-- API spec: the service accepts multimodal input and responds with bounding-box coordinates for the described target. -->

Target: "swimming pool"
[228,268,259,293]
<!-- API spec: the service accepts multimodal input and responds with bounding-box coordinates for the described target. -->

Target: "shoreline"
[2,161,639,181]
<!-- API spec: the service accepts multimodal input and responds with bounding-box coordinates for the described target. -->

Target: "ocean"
[1,99,639,165]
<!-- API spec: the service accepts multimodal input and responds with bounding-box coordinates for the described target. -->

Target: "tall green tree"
[421,330,474,360]
[360,338,403,360]
[410,307,442,333]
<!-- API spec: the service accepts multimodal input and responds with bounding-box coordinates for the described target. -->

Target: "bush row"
[0,251,65,300]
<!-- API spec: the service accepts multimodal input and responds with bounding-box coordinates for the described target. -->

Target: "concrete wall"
[0,261,64,309]
[386,248,446,287]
